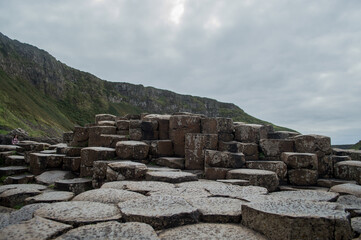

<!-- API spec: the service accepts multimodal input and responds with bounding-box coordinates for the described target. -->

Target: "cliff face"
[0,32,288,137]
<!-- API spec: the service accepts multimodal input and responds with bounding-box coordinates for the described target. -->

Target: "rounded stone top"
[158,223,267,240]
[336,160,361,167]
[227,168,277,175]
[25,191,74,203]
[0,184,47,194]
[55,221,159,240]
[118,195,197,217]
[101,181,175,194]
[270,190,339,202]
[72,188,146,204]
[245,200,349,218]
[116,141,148,146]
[34,201,122,225]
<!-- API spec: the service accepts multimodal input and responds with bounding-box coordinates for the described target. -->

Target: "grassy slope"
[351,140,361,150]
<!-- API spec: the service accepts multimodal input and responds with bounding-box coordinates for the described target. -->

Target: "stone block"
[29,153,64,175]
[95,114,116,124]
[259,139,294,160]
[107,161,147,181]
[143,114,171,140]
[55,178,93,195]
[97,120,116,126]
[145,171,198,183]
[125,114,141,120]
[246,161,287,181]
[62,157,81,172]
[333,148,361,161]
[98,134,127,148]
[129,128,142,141]
[63,132,74,143]
[70,127,89,147]
[204,167,231,180]
[116,120,130,130]
[218,133,234,142]
[185,133,218,170]
[149,140,173,157]
[205,150,245,168]
[334,161,361,182]
[281,152,318,169]
[88,126,117,147]
[268,131,299,139]
[288,169,318,186]
[129,120,142,128]
[116,141,149,160]
[216,117,234,134]
[64,147,82,157]
[155,157,185,169]
[226,169,279,192]
[80,147,115,177]
[201,117,218,134]
[218,141,258,160]
[141,121,158,140]
[117,130,130,136]
[5,155,25,166]
[234,123,268,143]
[293,134,332,158]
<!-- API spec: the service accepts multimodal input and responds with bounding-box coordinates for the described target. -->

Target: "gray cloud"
[1,0,360,144]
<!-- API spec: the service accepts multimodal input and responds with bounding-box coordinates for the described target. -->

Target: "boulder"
[227,169,279,192]
[115,141,149,160]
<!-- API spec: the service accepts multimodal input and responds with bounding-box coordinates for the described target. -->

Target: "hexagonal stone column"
[118,195,199,230]
[80,147,115,177]
[334,160,361,182]
[242,200,352,240]
[116,141,149,160]
[227,169,279,192]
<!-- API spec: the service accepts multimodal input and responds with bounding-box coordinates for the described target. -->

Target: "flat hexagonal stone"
[330,183,361,197]
[206,184,268,200]
[34,201,121,225]
[35,170,75,185]
[158,223,267,240]
[0,166,28,177]
[107,161,147,180]
[0,216,72,240]
[25,191,75,204]
[242,200,352,240]
[3,174,34,184]
[216,179,250,186]
[226,169,279,192]
[0,184,47,207]
[118,195,199,230]
[5,155,25,166]
[149,187,211,199]
[55,178,92,195]
[55,221,159,240]
[101,181,175,194]
[270,190,339,202]
[186,197,246,223]
[0,203,49,230]
[145,171,198,183]
[72,188,146,204]
[0,145,22,152]
[146,165,181,172]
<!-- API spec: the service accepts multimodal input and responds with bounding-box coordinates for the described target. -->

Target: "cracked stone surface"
[149,187,211,199]
[0,216,72,240]
[186,197,246,223]
[158,223,267,240]
[25,191,74,204]
[242,200,352,240]
[145,171,198,183]
[206,184,268,199]
[337,195,361,217]
[118,195,199,230]
[101,181,175,194]
[330,183,361,197]
[269,190,339,202]
[34,201,121,225]
[35,170,75,185]
[55,221,159,240]
[0,184,47,207]
[72,188,146,204]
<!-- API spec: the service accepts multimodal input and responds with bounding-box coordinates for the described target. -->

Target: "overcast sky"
[1,0,360,144]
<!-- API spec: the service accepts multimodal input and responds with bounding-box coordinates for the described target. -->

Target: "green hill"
[351,140,361,150]
[0,32,293,137]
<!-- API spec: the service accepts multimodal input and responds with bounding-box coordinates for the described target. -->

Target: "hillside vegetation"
[0,32,293,137]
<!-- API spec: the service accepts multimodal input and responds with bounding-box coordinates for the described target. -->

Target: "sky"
[0,0,360,145]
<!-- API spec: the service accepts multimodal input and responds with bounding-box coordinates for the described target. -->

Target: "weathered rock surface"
[259,139,294,160]
[34,201,121,225]
[351,217,361,236]
[154,157,185,169]
[158,223,267,240]
[25,191,74,204]
[55,178,92,195]
[330,183,361,197]
[334,160,361,182]
[337,195,361,217]
[107,161,147,180]
[0,184,46,207]
[281,152,318,169]
[246,161,287,181]
[80,147,115,177]
[204,166,231,180]
[0,166,28,177]
[270,189,339,202]
[234,123,268,143]
[317,178,356,188]
[101,180,175,194]
[4,155,25,166]
[118,195,199,230]
[227,169,279,192]
[205,150,245,168]
[288,169,318,186]
[35,170,75,185]
[115,141,149,160]
[3,174,34,184]
[145,171,198,183]
[216,179,250,186]
[186,197,245,223]
[72,188,146,204]
[149,186,211,199]
[0,216,72,240]
[55,221,159,240]
[242,200,352,240]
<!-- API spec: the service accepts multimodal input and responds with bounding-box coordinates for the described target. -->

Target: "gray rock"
[202,183,268,199]
[55,178,92,195]
[80,147,116,177]
[242,200,352,240]
[158,223,267,240]
[34,201,121,225]
[5,155,25,166]
[146,171,198,183]
[0,216,72,240]
[3,174,34,184]
[155,157,185,169]
[205,150,245,168]
[146,165,181,172]
[288,169,318,186]
[0,166,28,177]
[259,139,294,160]
[281,152,318,169]
[317,178,356,188]
[330,183,361,197]
[0,203,49,230]
[334,160,361,182]
[227,169,279,192]
[216,179,250,186]
[35,170,75,185]
[337,195,361,217]
[118,195,199,230]
[107,161,147,180]
[186,197,246,223]
[55,221,159,240]
[25,191,74,204]
[270,190,339,202]
[0,206,15,213]
[116,141,149,160]
[0,184,47,207]
[101,180,176,194]
[72,188,146,204]
[351,217,361,236]
[149,187,211,199]
[246,161,287,181]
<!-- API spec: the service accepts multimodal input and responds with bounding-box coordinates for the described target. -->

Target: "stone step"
[216,179,250,186]
[29,153,65,175]
[80,147,116,177]
[4,174,34,184]
[0,166,28,177]
[218,141,259,160]
[17,141,50,151]
[0,184,47,207]
[154,157,185,169]
[98,134,128,148]
[226,168,279,192]
[336,195,361,217]
[4,155,26,166]
[334,160,361,183]
[330,183,361,198]
[0,151,16,160]
[72,188,146,204]
[115,141,149,160]
[35,170,76,185]
[25,191,75,204]
[0,145,23,152]
[246,161,287,182]
[145,171,198,183]
[106,161,147,181]
[317,178,357,188]
[54,178,92,195]
[101,180,176,195]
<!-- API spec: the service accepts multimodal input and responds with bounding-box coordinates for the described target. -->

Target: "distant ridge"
[0,32,293,137]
